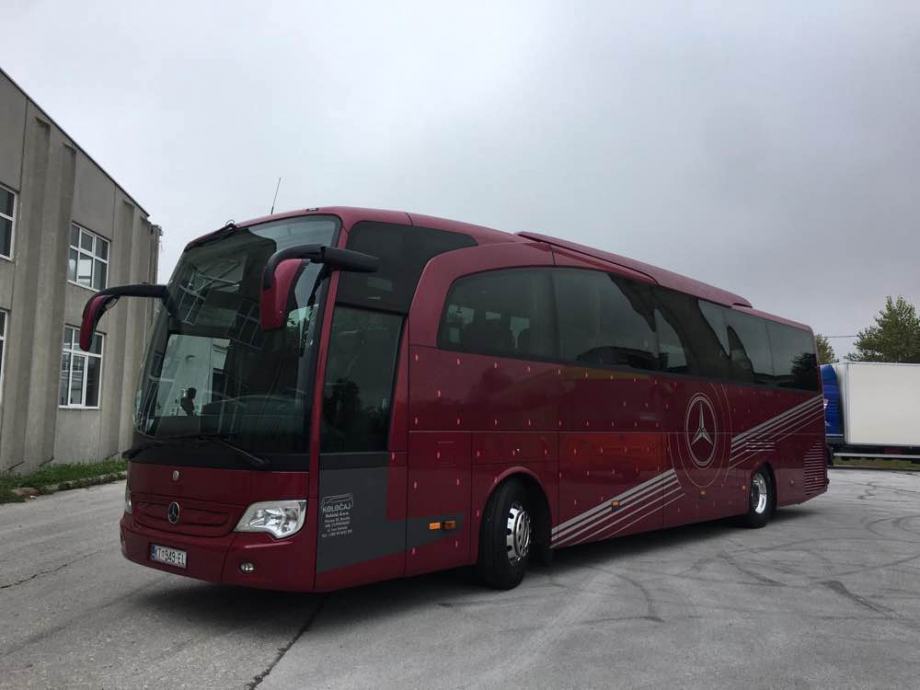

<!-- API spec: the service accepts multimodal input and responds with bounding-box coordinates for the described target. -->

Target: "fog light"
[240,562,255,573]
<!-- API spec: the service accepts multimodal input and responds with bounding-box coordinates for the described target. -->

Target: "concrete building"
[0,67,161,473]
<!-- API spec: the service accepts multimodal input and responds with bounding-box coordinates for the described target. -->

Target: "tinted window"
[699,301,730,354]
[554,269,657,371]
[654,308,688,373]
[321,306,403,452]
[337,222,475,313]
[652,289,730,379]
[438,269,556,359]
[725,311,774,384]
[768,323,818,391]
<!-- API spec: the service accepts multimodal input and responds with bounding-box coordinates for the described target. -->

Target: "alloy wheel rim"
[752,474,769,515]
[506,502,532,563]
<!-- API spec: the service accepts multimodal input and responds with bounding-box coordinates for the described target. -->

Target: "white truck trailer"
[822,361,920,461]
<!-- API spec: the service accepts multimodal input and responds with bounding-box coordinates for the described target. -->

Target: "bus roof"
[208,206,808,330]
[517,231,752,309]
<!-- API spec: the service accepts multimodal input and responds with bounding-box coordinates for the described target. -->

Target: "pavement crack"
[0,549,103,590]
[247,597,326,689]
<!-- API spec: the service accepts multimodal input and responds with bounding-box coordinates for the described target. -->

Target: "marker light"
[235,500,307,539]
[124,485,133,514]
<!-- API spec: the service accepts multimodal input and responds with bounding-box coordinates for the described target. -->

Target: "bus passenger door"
[314,219,482,589]
[314,305,407,589]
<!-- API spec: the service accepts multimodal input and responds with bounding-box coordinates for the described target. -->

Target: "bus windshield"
[134,215,339,456]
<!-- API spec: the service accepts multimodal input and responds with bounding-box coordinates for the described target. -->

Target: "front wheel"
[476,480,532,589]
[740,467,775,529]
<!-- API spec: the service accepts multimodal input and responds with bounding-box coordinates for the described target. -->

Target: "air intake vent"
[803,443,827,496]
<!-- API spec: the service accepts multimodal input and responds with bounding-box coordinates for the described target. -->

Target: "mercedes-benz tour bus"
[81,207,827,591]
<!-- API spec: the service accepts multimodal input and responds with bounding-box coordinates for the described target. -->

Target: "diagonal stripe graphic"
[553,476,681,546]
[551,470,677,535]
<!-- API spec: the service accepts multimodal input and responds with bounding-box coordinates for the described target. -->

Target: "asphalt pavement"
[1,469,919,689]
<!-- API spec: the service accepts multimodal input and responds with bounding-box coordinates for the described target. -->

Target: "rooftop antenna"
[269,176,282,214]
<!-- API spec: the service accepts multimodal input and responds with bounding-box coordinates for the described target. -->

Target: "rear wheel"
[476,480,532,589]
[740,466,774,528]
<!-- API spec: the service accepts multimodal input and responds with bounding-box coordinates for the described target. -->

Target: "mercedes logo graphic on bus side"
[167,502,181,525]
[685,393,718,468]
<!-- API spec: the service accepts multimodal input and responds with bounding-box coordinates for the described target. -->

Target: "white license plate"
[150,544,187,569]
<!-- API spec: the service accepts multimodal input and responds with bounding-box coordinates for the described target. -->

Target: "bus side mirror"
[260,244,379,330]
[81,293,118,351]
[80,284,171,351]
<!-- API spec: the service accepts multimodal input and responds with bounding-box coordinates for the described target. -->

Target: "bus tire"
[740,466,775,529]
[476,479,532,590]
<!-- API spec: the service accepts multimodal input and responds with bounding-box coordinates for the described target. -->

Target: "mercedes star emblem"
[685,393,717,468]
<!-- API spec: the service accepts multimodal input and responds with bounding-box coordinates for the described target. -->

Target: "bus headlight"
[235,500,307,539]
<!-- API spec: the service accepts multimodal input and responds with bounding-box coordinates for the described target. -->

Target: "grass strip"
[831,457,920,472]
[0,459,127,504]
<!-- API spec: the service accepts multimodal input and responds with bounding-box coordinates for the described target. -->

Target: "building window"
[60,326,103,408]
[0,310,6,402]
[67,224,109,290]
[0,184,15,259]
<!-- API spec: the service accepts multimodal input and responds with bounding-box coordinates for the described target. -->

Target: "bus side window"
[726,325,755,383]
[553,269,658,371]
[654,309,689,373]
[725,311,774,385]
[651,289,730,380]
[768,322,819,391]
[437,269,556,360]
[695,301,732,379]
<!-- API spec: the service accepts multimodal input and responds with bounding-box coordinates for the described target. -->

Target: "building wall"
[0,69,160,473]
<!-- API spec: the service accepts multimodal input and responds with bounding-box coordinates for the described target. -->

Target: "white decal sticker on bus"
[320,493,355,539]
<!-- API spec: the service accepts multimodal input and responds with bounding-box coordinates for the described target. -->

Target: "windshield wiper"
[204,435,269,469]
[124,433,269,469]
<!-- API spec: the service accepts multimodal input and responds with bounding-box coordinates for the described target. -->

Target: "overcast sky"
[4,1,919,356]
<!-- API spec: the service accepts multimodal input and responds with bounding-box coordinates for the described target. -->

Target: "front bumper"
[120,514,314,591]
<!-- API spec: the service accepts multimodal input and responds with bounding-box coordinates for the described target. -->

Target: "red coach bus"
[81,207,827,591]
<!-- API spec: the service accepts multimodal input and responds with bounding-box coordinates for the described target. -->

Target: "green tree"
[815,334,836,364]
[848,296,920,363]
